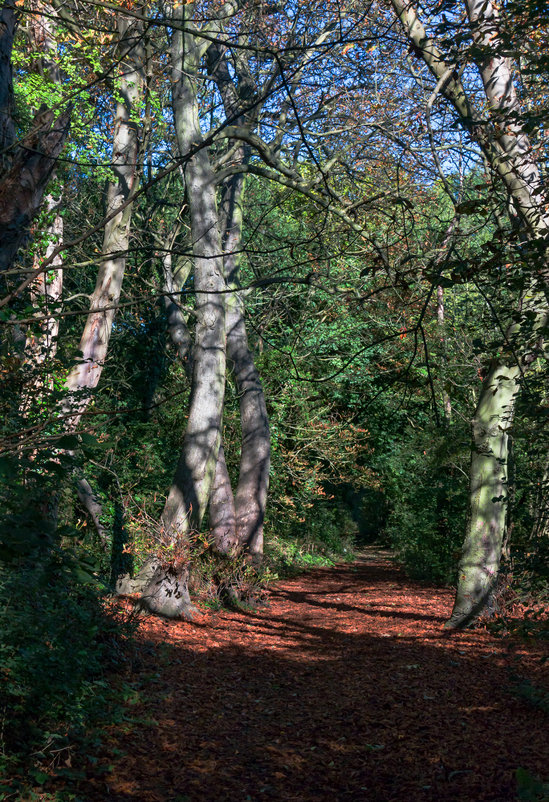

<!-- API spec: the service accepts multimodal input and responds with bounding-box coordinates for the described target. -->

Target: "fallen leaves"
[76,550,548,802]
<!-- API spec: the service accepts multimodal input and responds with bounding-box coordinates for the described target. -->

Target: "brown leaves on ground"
[89,550,547,802]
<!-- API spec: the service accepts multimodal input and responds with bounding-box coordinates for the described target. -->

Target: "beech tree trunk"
[221,172,270,561]
[437,285,451,424]
[205,41,271,562]
[445,362,520,629]
[209,441,238,554]
[139,4,227,618]
[161,247,193,378]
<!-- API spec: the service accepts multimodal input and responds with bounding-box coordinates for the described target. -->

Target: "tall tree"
[388,0,549,627]
[0,0,69,278]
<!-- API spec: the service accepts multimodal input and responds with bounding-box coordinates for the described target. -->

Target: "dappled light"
[81,554,548,802]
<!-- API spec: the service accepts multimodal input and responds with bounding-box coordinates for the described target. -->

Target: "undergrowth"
[0,543,138,801]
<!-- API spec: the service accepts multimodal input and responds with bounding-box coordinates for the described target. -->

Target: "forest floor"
[82,548,548,802]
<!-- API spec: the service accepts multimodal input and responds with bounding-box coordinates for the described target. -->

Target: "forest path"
[93,549,548,802]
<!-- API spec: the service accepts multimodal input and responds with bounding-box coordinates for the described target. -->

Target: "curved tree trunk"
[62,13,144,426]
[207,168,271,563]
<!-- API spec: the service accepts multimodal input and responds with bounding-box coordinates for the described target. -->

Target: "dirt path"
[91,551,548,802]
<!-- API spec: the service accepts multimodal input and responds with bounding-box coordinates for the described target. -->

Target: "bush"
[0,543,135,789]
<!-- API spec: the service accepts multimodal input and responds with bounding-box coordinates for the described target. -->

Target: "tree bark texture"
[389,0,549,625]
[0,106,70,275]
[388,0,549,243]
[437,285,451,424]
[140,4,227,619]
[205,44,271,561]
[161,247,193,379]
[220,171,270,560]
[160,7,226,539]
[445,362,520,629]
[62,13,144,426]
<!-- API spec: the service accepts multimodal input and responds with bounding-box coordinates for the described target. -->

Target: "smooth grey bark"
[161,246,193,378]
[206,45,270,562]
[445,361,520,629]
[75,476,109,549]
[209,440,237,554]
[159,6,226,536]
[388,0,549,243]
[161,243,238,556]
[62,13,143,426]
[389,0,549,626]
[221,172,270,561]
[138,3,227,619]
[437,285,451,424]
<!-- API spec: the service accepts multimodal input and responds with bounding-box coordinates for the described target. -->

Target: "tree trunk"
[445,361,520,628]
[139,5,227,618]
[75,475,109,549]
[62,13,144,426]
[0,106,70,276]
[161,246,193,378]
[437,284,451,424]
[388,0,549,625]
[205,166,271,562]
[209,440,237,554]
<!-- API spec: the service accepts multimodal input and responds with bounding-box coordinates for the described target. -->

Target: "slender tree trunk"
[138,5,227,618]
[437,284,451,424]
[62,13,144,426]
[0,0,16,164]
[221,173,270,561]
[209,440,237,554]
[75,476,109,548]
[445,361,520,629]
[161,246,193,378]
[20,4,64,409]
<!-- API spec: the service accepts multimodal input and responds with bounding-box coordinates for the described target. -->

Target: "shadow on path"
[88,556,547,802]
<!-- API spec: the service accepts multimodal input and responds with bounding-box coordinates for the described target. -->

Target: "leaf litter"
[81,551,548,801]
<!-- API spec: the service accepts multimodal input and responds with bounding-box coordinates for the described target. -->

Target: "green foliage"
[0,460,136,793]
[0,545,135,762]
[382,425,469,584]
